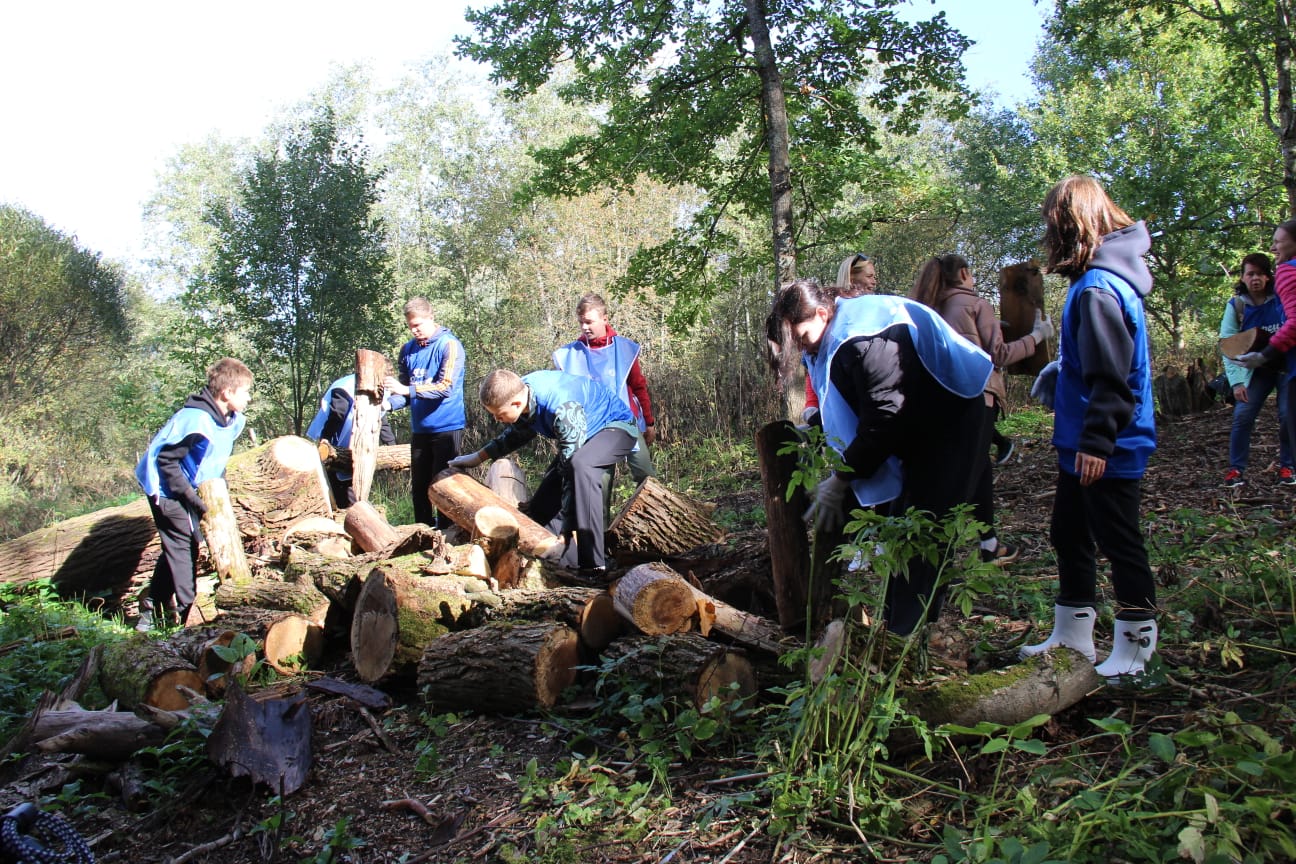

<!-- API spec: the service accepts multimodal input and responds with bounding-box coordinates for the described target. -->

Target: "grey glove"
[1031,360,1060,410]
[1030,311,1054,345]
[804,474,850,533]
[448,451,486,470]
[1235,352,1267,370]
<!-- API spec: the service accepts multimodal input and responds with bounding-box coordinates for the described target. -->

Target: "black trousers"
[1050,470,1156,619]
[410,430,462,527]
[532,428,636,570]
[971,401,998,541]
[886,393,990,635]
[147,496,200,609]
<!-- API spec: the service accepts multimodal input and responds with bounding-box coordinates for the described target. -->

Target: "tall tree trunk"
[1277,0,1296,215]
[745,0,796,285]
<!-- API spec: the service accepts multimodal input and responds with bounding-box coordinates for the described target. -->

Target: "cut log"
[607,476,724,556]
[99,637,205,712]
[483,457,530,507]
[1219,327,1270,360]
[686,583,790,656]
[343,500,400,553]
[350,564,487,683]
[166,626,257,697]
[323,443,410,474]
[479,586,625,652]
[349,349,389,504]
[421,544,490,581]
[207,683,311,795]
[1000,260,1051,376]
[755,421,817,631]
[428,469,560,559]
[603,633,757,710]
[198,477,251,584]
[470,505,521,562]
[0,435,332,602]
[280,516,349,553]
[213,576,330,622]
[417,621,579,713]
[611,563,698,636]
[210,607,325,674]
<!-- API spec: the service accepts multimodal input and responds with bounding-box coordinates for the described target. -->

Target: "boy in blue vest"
[135,357,253,631]
[383,298,466,527]
[306,373,398,507]
[449,369,638,575]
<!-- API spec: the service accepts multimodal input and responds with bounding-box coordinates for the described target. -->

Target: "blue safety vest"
[553,336,646,431]
[136,406,245,500]
[306,375,356,446]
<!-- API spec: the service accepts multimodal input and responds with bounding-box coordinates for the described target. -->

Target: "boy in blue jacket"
[383,298,466,527]
[135,357,253,630]
[449,369,637,574]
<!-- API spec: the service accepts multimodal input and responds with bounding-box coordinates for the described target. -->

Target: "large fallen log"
[611,563,698,636]
[0,436,332,601]
[350,563,491,683]
[602,633,757,710]
[99,637,205,712]
[417,621,579,713]
[428,469,560,559]
[213,576,330,622]
[607,477,724,557]
[477,586,625,653]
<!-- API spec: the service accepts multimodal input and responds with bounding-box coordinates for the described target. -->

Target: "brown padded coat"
[935,285,1038,406]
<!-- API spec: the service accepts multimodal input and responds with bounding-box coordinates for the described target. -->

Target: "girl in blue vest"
[135,358,252,630]
[766,279,993,636]
[1021,175,1159,682]
[1218,253,1291,488]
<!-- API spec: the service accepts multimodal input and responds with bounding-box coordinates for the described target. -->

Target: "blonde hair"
[479,369,526,409]
[1042,176,1133,279]
[403,297,434,319]
[835,254,874,298]
[207,357,253,394]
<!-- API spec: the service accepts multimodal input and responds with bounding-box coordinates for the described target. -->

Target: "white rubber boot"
[1095,619,1158,681]
[1019,604,1097,662]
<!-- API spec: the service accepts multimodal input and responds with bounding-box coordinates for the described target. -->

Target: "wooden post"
[755,420,811,630]
[428,469,560,559]
[198,478,251,585]
[350,349,389,503]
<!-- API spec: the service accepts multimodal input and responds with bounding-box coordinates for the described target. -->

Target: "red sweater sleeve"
[627,357,654,426]
[803,372,819,409]
[1267,263,1296,354]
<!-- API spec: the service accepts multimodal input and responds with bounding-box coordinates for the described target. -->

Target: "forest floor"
[2,398,1292,864]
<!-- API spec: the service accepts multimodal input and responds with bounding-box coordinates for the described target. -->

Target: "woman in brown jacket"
[910,253,1053,565]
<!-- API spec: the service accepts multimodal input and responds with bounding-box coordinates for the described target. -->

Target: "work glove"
[1235,352,1268,370]
[317,439,337,462]
[448,451,486,470]
[804,474,850,533]
[1031,360,1059,410]
[1029,311,1054,345]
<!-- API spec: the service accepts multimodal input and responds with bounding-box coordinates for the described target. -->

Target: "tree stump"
[417,621,579,713]
[206,683,312,795]
[211,607,325,674]
[197,477,251,584]
[484,457,530,507]
[602,633,757,710]
[611,563,698,635]
[428,469,560,559]
[99,637,205,711]
[607,477,724,556]
[343,500,400,553]
[755,420,816,631]
[350,564,487,683]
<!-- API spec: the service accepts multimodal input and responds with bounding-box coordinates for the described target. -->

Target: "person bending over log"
[766,280,992,636]
[135,358,253,632]
[448,370,638,578]
[306,373,398,507]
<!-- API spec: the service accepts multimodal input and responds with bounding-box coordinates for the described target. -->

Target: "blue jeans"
[1229,367,1292,472]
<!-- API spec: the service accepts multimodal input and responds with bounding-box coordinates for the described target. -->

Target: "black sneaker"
[994,438,1015,466]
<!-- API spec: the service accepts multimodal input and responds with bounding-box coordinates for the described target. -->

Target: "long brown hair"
[909,253,968,309]
[765,279,837,382]
[1042,175,1134,280]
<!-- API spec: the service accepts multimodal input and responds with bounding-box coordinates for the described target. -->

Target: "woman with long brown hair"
[1020,175,1159,682]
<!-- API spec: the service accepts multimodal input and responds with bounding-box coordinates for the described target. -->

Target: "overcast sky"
[0,0,1048,268]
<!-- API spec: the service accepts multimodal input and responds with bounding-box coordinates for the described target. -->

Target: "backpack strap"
[1230,296,1244,330]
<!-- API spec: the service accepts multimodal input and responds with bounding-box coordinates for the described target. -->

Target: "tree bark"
[213,576,330,622]
[349,349,389,503]
[206,683,312,796]
[417,621,579,713]
[99,637,205,712]
[611,562,699,635]
[197,477,251,584]
[343,500,400,553]
[209,607,325,674]
[607,476,724,556]
[755,420,814,630]
[603,633,757,711]
[428,469,560,559]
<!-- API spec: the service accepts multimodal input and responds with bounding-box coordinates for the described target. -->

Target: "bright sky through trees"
[0,0,1047,267]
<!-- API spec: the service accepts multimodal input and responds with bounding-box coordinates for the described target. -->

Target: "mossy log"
[213,575,330,622]
[343,500,399,553]
[479,586,625,652]
[417,621,579,713]
[209,607,325,674]
[611,562,698,636]
[602,633,757,710]
[197,477,251,584]
[607,477,724,556]
[0,436,332,602]
[167,626,257,698]
[350,563,491,683]
[99,637,205,712]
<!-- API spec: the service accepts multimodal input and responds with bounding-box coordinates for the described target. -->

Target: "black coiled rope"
[0,803,94,864]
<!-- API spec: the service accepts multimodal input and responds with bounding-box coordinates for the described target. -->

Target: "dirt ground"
[2,398,1290,864]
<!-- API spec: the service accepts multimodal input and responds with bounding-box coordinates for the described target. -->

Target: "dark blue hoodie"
[1052,221,1157,478]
